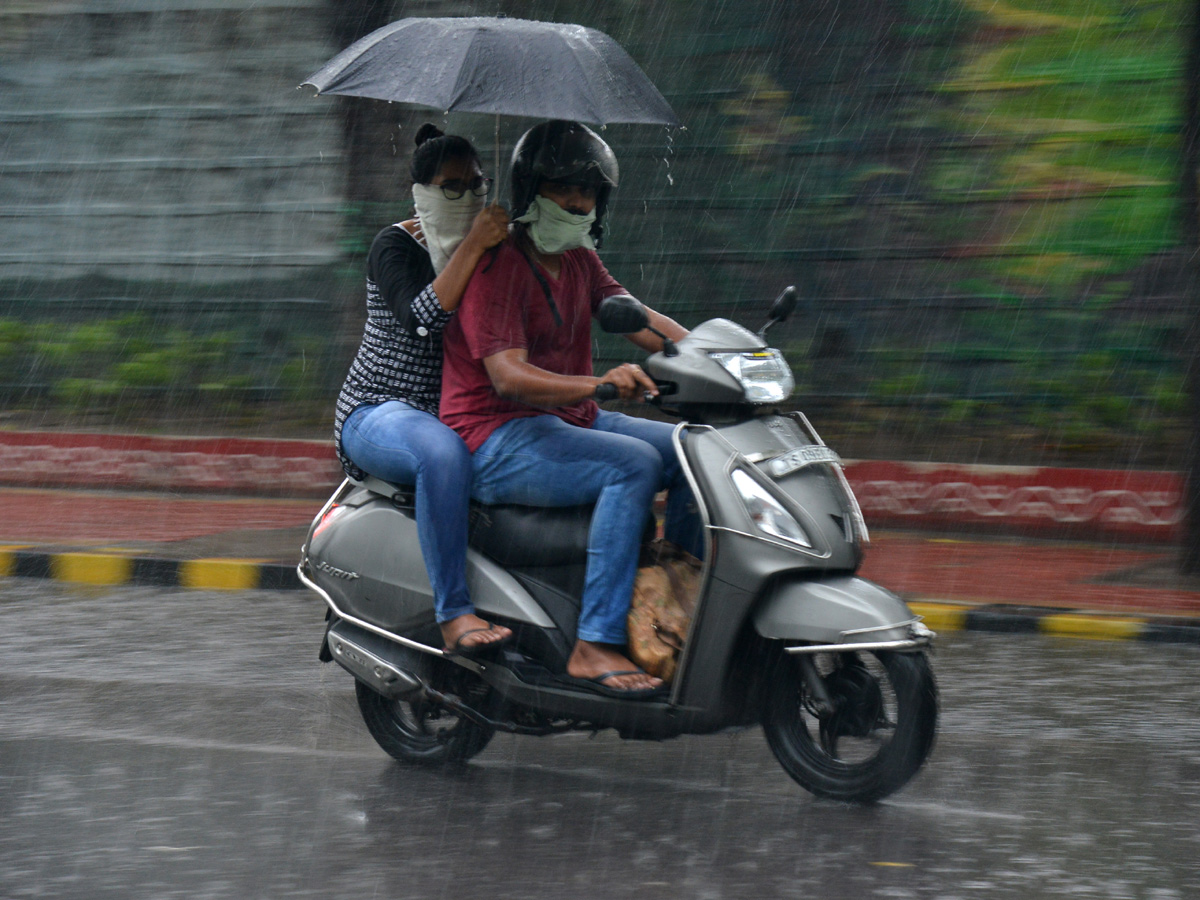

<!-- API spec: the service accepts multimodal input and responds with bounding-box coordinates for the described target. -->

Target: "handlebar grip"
[594,383,619,402]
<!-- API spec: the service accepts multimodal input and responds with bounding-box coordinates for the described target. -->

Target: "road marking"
[147,846,206,853]
[1,725,382,759]
[891,799,1026,821]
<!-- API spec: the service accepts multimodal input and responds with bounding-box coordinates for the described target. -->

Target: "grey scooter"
[299,288,937,803]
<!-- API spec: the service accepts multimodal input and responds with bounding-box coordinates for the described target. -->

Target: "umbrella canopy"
[301,16,679,128]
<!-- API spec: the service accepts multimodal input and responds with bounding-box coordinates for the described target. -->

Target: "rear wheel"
[762,647,937,803]
[355,661,494,766]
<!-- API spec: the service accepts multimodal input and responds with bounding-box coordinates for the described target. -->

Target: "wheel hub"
[819,662,885,752]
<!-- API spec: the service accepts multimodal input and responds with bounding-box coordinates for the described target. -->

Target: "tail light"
[312,504,348,539]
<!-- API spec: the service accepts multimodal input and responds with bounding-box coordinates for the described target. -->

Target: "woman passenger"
[334,124,511,654]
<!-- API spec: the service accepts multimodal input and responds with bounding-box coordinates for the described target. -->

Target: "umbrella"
[300,16,680,189]
[301,16,680,127]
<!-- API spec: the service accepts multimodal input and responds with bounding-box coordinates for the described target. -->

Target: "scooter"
[299,288,937,803]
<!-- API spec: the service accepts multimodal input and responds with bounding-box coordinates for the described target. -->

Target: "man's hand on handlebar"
[595,363,658,402]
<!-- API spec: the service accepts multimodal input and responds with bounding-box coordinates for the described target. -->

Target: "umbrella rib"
[447,26,491,112]
[565,39,607,124]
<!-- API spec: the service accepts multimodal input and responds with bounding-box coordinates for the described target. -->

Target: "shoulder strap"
[518,249,563,328]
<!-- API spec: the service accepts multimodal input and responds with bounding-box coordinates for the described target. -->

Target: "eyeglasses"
[437,176,492,200]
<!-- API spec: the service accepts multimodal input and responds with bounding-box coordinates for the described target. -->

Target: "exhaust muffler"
[326,620,425,699]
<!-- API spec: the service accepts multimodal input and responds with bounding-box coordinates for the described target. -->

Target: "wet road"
[2,580,1199,899]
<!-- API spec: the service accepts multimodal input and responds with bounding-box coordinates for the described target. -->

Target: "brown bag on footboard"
[627,539,702,684]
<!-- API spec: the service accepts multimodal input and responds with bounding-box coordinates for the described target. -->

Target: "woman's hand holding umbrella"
[464,203,510,254]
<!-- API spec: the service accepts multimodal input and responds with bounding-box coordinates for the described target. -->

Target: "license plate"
[765,445,841,478]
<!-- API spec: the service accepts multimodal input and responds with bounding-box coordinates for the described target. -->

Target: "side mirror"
[759,285,797,339]
[596,294,651,334]
[768,285,797,324]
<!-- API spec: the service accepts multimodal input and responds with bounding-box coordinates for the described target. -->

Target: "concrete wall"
[0,0,343,283]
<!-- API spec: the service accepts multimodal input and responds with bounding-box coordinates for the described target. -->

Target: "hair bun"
[414,123,445,147]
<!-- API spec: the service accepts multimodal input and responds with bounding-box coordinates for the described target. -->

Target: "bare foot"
[566,640,663,692]
[441,613,512,652]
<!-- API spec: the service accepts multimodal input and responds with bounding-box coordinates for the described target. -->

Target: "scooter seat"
[357,475,593,567]
[468,502,592,567]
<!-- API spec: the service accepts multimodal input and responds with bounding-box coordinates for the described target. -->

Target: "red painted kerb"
[0,431,1183,544]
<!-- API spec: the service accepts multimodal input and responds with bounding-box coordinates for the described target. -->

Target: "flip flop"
[443,625,512,658]
[554,669,667,700]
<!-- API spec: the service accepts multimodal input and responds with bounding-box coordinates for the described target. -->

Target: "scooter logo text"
[316,560,360,580]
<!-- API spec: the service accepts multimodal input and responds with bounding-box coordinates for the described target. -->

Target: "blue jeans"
[341,401,473,624]
[591,410,702,559]
[469,410,701,645]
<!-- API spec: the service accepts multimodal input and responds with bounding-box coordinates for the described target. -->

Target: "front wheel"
[762,647,937,803]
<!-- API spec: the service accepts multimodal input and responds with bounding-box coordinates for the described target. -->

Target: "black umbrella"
[301,16,680,127]
[301,16,679,192]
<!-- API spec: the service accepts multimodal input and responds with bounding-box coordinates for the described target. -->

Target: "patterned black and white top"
[334,224,454,480]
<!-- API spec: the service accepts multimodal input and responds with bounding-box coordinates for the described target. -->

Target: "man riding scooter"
[439,120,700,698]
[305,124,937,801]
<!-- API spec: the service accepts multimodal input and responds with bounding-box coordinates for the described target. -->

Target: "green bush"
[0,312,329,426]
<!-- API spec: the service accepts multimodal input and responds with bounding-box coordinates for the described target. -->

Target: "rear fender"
[304,491,555,632]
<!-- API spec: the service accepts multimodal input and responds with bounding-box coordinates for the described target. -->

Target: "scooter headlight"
[709,349,795,403]
[731,468,812,548]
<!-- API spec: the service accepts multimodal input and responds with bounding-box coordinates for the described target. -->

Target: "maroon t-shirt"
[440,240,625,452]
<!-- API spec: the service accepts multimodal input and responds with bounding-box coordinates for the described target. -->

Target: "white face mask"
[411,183,485,273]
[514,195,597,255]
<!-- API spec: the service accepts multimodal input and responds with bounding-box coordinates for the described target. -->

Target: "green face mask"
[514,195,597,255]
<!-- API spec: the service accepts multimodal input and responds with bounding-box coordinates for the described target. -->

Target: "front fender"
[753,575,918,645]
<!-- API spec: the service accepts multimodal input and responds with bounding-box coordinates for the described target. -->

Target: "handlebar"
[594,383,661,405]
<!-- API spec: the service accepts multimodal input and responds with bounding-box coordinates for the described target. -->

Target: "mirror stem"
[650,327,679,357]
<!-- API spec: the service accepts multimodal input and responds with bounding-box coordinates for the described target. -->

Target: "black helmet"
[510,120,619,247]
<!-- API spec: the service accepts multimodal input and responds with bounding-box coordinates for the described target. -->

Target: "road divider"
[3,552,1199,647]
[1,548,301,592]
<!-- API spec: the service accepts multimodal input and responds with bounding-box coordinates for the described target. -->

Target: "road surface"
[2,580,1198,899]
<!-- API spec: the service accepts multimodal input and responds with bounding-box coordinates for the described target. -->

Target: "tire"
[354,667,495,766]
[762,647,937,803]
